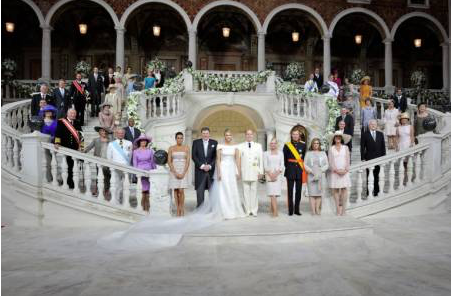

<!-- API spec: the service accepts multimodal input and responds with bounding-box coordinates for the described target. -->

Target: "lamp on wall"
[355,35,362,44]
[5,22,15,33]
[79,24,87,34]
[222,27,230,38]
[414,38,422,48]
[153,25,161,37]
[292,32,299,42]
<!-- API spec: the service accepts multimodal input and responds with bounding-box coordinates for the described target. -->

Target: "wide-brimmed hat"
[399,112,410,122]
[100,102,112,108]
[94,126,112,134]
[107,84,117,91]
[328,131,352,144]
[360,76,371,84]
[133,134,152,147]
[42,105,57,114]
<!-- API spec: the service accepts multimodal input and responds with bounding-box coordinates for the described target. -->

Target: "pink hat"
[133,134,152,148]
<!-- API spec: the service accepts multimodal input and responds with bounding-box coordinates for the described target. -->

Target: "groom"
[192,127,218,207]
[239,129,264,216]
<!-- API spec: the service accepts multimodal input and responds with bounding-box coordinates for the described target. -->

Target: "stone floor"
[2,199,450,296]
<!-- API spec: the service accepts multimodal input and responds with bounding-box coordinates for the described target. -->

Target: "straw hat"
[133,134,152,148]
[399,112,410,122]
[360,76,371,84]
[94,126,112,134]
[327,130,352,144]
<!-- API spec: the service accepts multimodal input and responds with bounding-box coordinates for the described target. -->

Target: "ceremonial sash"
[307,81,315,92]
[111,141,129,163]
[72,81,85,95]
[285,142,307,183]
[328,82,338,95]
[61,118,81,146]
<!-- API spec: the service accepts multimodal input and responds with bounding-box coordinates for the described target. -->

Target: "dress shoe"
[294,212,302,216]
[288,213,293,216]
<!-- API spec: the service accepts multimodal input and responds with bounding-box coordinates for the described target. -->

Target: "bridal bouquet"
[284,62,305,82]
[75,61,91,77]
[350,69,365,85]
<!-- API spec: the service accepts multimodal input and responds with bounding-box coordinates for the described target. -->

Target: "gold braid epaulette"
[54,137,61,144]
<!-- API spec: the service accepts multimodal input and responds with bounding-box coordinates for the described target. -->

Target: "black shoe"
[294,212,302,216]
[288,212,293,216]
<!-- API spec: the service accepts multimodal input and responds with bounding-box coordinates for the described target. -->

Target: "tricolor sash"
[285,142,307,183]
[111,141,129,163]
[61,118,81,146]
[72,81,85,95]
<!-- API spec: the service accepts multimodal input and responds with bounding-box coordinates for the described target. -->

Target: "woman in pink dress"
[328,131,351,216]
[132,134,157,212]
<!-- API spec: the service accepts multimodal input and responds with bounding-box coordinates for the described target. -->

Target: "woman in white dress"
[104,85,121,125]
[396,113,415,184]
[304,138,329,215]
[328,132,351,216]
[383,99,400,149]
[213,129,246,220]
[263,137,284,217]
[114,75,125,117]
[168,132,190,217]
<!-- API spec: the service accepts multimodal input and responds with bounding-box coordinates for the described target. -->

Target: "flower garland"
[147,58,167,72]
[75,61,91,77]
[350,69,366,85]
[323,96,341,147]
[2,59,17,83]
[142,72,184,96]
[284,62,305,82]
[410,71,426,88]
[275,80,306,95]
[189,69,273,92]
[126,92,143,131]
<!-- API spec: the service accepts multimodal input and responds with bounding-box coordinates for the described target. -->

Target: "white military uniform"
[107,138,133,204]
[239,141,264,216]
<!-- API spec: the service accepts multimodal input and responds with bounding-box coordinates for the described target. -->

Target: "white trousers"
[242,181,258,215]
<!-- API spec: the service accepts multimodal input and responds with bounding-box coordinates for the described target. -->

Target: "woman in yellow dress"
[359,76,372,108]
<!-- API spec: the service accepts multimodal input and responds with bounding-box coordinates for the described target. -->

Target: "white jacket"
[107,139,133,165]
[239,142,264,181]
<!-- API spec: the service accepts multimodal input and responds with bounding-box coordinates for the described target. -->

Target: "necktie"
[248,142,251,148]
[119,140,123,148]
[60,89,64,96]
[204,141,208,156]
[42,94,45,100]
[372,132,376,141]
[130,127,134,138]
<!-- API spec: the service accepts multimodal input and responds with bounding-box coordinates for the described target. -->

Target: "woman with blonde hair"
[359,76,372,108]
[263,137,284,217]
[304,138,329,215]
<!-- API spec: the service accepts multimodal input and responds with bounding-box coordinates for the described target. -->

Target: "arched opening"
[196,6,258,71]
[1,0,42,79]
[265,9,324,78]
[331,13,386,87]
[49,0,116,79]
[124,2,189,76]
[193,105,265,144]
[392,17,443,89]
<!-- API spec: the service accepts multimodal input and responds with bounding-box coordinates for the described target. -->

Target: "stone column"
[115,26,126,73]
[441,42,450,90]
[41,25,52,82]
[257,32,266,71]
[322,35,331,79]
[20,131,51,186]
[384,38,394,94]
[188,30,197,70]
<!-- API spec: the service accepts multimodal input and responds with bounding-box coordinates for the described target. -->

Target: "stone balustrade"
[139,92,184,121]
[276,93,328,126]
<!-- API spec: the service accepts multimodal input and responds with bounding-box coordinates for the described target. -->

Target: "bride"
[98,129,245,251]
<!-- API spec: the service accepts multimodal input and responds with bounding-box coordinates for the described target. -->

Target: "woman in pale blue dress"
[144,69,157,89]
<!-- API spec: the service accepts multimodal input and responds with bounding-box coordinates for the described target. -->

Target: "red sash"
[72,81,85,95]
[61,118,81,146]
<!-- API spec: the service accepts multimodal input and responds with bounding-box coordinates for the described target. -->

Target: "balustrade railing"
[2,80,71,100]
[40,142,168,214]
[441,132,451,174]
[139,92,184,120]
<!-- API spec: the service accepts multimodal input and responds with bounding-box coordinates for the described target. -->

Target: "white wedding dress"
[98,144,245,251]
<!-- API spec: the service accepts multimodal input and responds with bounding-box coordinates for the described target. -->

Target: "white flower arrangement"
[75,61,91,76]
[350,69,366,85]
[143,72,184,96]
[2,59,17,82]
[322,96,342,147]
[126,92,143,131]
[147,58,167,72]
[284,62,305,82]
[275,80,306,95]
[410,71,426,88]
[190,70,272,92]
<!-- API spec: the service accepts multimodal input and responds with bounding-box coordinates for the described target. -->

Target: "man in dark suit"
[52,78,71,119]
[335,107,354,152]
[124,118,141,143]
[391,88,408,113]
[313,67,323,91]
[54,108,83,189]
[69,72,88,126]
[104,67,115,90]
[31,84,54,116]
[283,128,307,216]
[192,127,218,207]
[360,119,386,196]
[87,66,105,117]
